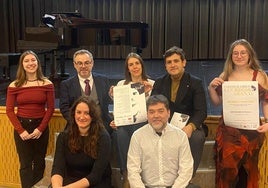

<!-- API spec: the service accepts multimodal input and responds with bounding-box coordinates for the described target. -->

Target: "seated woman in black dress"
[51,96,112,188]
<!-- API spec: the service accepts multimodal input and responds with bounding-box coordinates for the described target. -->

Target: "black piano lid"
[44,12,148,29]
[51,12,83,18]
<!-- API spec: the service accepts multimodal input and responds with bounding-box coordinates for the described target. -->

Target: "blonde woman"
[208,39,268,187]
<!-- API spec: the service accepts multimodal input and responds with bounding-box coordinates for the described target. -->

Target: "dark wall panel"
[1,0,268,59]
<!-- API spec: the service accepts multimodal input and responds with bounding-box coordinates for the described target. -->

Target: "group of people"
[5,39,268,188]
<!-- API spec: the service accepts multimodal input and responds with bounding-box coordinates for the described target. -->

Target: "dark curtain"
[1,0,268,59]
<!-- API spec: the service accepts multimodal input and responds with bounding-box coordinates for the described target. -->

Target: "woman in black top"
[51,96,112,187]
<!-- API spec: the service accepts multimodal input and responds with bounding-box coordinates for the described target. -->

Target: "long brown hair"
[68,96,105,158]
[124,52,148,84]
[15,50,46,87]
[222,39,264,81]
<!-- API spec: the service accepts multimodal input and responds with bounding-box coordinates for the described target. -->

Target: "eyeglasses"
[74,61,93,66]
[232,51,248,57]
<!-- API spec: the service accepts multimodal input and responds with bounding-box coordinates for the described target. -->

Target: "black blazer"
[152,72,207,129]
[59,74,112,133]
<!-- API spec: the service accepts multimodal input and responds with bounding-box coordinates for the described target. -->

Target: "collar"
[78,74,92,82]
[148,123,168,136]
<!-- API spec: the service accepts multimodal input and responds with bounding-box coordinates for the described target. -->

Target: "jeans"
[14,117,49,188]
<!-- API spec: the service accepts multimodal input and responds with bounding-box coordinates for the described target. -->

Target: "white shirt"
[127,123,193,188]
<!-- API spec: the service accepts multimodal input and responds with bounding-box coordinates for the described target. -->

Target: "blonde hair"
[222,39,262,80]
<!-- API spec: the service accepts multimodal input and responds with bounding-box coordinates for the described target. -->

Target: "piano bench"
[0,53,21,79]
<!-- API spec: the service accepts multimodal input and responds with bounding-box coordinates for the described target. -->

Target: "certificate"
[170,112,190,129]
[113,83,147,126]
[222,81,259,130]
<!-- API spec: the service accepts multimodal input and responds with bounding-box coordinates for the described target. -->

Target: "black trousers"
[189,128,206,177]
[14,117,49,188]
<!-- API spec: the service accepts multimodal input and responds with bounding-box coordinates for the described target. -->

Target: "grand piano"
[17,12,149,79]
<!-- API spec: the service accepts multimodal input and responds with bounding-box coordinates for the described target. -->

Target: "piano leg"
[58,51,69,78]
[0,53,20,80]
[0,55,8,79]
[47,51,57,80]
[48,50,69,80]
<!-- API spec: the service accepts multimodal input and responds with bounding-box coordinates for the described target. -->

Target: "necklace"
[27,79,38,82]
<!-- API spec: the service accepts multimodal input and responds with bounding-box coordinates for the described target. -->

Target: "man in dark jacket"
[59,49,112,134]
[152,46,207,187]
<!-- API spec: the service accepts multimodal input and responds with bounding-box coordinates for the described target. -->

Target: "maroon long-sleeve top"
[6,84,55,134]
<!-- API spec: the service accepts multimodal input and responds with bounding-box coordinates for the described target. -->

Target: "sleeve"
[96,77,113,134]
[85,130,111,186]
[127,133,145,188]
[6,87,25,134]
[151,77,164,96]
[146,79,155,100]
[59,80,72,121]
[38,84,55,132]
[172,132,193,188]
[188,79,207,129]
[51,132,67,178]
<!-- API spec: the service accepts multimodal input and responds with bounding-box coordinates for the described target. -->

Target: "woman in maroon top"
[6,50,55,188]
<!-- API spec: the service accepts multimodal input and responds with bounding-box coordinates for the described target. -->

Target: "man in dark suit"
[60,49,112,134]
[152,46,207,187]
